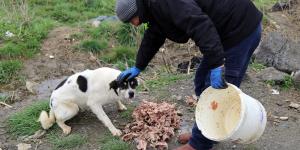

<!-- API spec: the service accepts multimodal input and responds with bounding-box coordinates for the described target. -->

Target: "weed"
[48,133,87,150]
[32,0,115,24]
[0,60,22,84]
[0,43,23,58]
[244,144,259,150]
[87,21,120,39]
[250,61,266,72]
[119,105,135,120]
[70,32,85,40]
[101,46,136,64]
[265,80,276,86]
[7,100,49,137]
[98,132,133,150]
[143,73,191,91]
[0,95,8,103]
[78,39,108,53]
[253,0,277,12]
[253,0,277,26]
[281,75,294,90]
[0,18,54,59]
[116,24,137,46]
[86,21,145,47]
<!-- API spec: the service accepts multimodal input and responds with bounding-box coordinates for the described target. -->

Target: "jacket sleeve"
[165,0,225,69]
[135,24,166,70]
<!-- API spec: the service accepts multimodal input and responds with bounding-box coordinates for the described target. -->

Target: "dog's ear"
[109,80,119,96]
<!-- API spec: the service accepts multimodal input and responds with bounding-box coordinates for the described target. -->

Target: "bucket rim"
[196,83,247,141]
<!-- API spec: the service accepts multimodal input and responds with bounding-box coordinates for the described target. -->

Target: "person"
[115,0,262,149]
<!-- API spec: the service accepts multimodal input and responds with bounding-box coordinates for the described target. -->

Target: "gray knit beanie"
[115,0,138,23]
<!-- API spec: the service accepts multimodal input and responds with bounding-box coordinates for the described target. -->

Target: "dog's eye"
[130,81,137,89]
[119,82,129,89]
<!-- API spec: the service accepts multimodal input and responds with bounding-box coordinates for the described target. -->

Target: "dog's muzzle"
[129,91,134,99]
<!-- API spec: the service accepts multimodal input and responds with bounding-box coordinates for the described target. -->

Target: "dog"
[38,67,138,136]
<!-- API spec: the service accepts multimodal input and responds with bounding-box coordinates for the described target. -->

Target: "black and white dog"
[38,67,138,136]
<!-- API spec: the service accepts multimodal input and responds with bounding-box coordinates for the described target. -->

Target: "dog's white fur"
[39,67,135,136]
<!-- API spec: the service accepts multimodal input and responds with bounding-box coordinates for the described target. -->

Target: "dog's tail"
[38,109,55,130]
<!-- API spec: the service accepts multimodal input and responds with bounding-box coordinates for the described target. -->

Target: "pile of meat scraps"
[122,100,181,150]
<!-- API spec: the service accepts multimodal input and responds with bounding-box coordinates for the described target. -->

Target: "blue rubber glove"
[210,66,228,89]
[117,66,141,81]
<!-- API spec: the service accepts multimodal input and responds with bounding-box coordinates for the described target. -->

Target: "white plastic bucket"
[195,83,267,144]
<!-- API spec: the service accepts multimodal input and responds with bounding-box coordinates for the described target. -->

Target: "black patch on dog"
[77,75,88,92]
[109,80,119,95]
[128,78,138,89]
[55,78,67,90]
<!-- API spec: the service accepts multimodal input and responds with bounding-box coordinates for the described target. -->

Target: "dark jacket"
[135,0,263,70]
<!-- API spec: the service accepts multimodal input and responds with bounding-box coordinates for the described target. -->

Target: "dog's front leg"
[89,104,122,136]
[117,100,127,111]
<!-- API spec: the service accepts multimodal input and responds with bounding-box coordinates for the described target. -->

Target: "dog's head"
[109,78,138,99]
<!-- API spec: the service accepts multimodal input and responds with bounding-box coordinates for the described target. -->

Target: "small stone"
[92,20,101,27]
[271,89,279,95]
[176,96,183,101]
[273,115,279,119]
[276,101,284,106]
[25,81,38,94]
[17,143,31,150]
[273,119,281,123]
[256,67,288,82]
[289,102,300,109]
[177,110,183,116]
[293,70,300,88]
[279,116,289,121]
[5,31,14,37]
[232,145,237,149]
[49,55,54,59]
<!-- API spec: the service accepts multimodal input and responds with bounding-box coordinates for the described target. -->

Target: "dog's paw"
[112,129,122,136]
[62,126,71,135]
[118,105,127,111]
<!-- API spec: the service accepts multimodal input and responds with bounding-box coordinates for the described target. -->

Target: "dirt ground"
[1,5,300,150]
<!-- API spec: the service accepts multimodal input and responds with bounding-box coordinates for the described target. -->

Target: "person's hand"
[210,66,228,89]
[117,66,141,82]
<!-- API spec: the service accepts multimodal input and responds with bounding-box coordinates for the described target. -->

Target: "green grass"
[0,60,22,84]
[87,21,121,39]
[281,75,294,90]
[30,0,115,24]
[253,0,277,12]
[48,132,87,150]
[101,46,136,70]
[143,73,191,91]
[0,0,117,85]
[119,105,135,120]
[78,39,108,53]
[265,80,276,86]
[116,23,145,47]
[7,100,49,137]
[253,0,277,25]
[250,61,266,72]
[86,21,146,47]
[0,95,8,102]
[98,132,133,150]
[265,76,295,90]
[0,17,55,59]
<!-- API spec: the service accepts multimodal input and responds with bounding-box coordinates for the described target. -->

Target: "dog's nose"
[129,92,134,98]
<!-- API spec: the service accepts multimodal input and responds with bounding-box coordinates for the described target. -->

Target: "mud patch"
[22,27,100,82]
